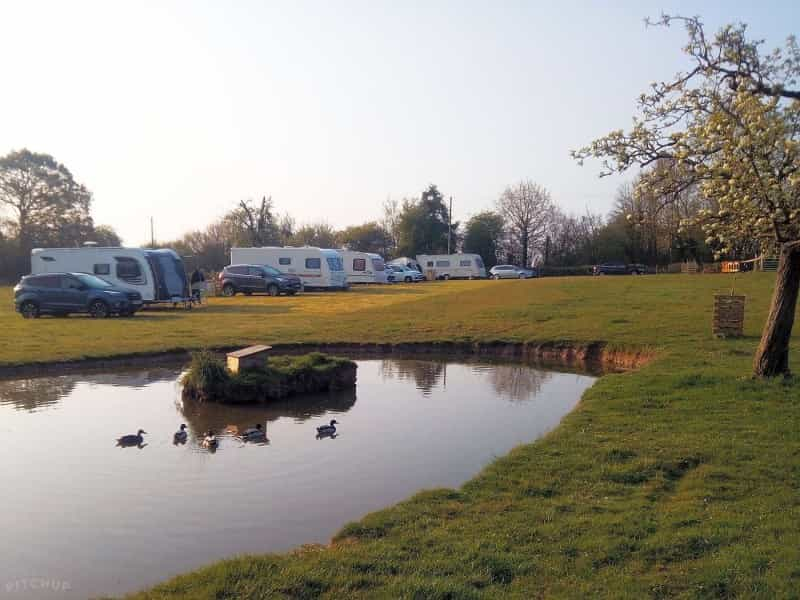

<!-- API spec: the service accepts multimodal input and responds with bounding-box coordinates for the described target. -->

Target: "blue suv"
[14,272,143,318]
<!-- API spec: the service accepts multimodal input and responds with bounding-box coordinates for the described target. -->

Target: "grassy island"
[181,351,357,403]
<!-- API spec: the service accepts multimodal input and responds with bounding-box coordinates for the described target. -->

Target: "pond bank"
[0,340,653,378]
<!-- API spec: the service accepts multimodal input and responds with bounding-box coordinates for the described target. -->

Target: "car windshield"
[75,273,115,289]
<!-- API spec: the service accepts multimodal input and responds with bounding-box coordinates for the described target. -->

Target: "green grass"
[3,274,800,598]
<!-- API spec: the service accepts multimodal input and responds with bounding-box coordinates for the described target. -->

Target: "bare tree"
[497,180,555,267]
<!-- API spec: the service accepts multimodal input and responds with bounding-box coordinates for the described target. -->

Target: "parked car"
[593,263,646,275]
[14,272,143,318]
[391,266,426,283]
[219,264,303,297]
[489,265,538,279]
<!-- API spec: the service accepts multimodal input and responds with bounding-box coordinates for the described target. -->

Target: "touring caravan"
[230,247,348,290]
[388,256,422,272]
[416,254,487,280]
[30,247,191,304]
[338,250,388,284]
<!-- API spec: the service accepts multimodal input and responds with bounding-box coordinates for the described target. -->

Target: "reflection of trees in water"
[480,365,551,402]
[0,369,180,413]
[378,359,447,395]
[176,387,357,440]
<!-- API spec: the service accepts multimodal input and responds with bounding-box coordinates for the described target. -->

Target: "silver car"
[489,265,537,279]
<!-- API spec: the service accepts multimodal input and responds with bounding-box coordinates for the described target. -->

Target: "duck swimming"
[173,424,188,444]
[202,430,218,449]
[241,423,266,441]
[116,429,146,447]
[316,420,338,436]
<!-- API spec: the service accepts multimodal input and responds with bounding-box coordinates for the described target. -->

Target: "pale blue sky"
[0,1,796,245]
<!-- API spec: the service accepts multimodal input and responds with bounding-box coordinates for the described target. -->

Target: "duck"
[241,423,266,441]
[173,424,188,444]
[316,420,338,435]
[201,430,218,449]
[116,429,146,447]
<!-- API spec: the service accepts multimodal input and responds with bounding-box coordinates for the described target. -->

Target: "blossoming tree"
[573,16,800,377]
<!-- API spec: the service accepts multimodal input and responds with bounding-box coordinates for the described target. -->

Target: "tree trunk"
[753,241,800,377]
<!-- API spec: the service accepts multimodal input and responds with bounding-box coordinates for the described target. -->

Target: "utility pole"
[447,196,453,254]
[150,217,155,247]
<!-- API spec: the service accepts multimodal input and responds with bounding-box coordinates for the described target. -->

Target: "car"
[489,265,538,279]
[218,264,303,297]
[391,265,426,283]
[384,265,397,283]
[13,272,143,319]
[593,263,646,275]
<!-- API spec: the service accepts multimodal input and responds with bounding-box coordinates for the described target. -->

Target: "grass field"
[4,274,800,598]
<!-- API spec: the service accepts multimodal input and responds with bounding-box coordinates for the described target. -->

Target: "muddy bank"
[0,340,652,379]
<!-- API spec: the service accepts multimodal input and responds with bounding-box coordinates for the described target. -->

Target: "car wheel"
[222,284,236,297]
[405,276,412,283]
[21,301,40,319]
[267,284,279,297]
[519,273,525,279]
[89,300,110,318]
[443,274,450,281]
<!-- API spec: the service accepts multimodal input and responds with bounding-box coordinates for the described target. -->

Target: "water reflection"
[474,364,551,402]
[0,369,178,413]
[176,387,357,443]
[378,359,447,395]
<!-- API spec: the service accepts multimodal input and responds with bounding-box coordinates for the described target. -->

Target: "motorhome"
[338,250,388,284]
[229,247,348,290]
[30,247,190,304]
[416,253,487,280]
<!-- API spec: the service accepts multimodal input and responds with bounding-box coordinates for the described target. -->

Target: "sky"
[0,0,796,245]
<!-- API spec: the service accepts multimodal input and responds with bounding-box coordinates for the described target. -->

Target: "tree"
[573,16,800,377]
[463,211,505,269]
[230,196,281,247]
[339,222,393,255]
[396,184,457,256]
[290,222,338,248]
[91,225,122,247]
[497,180,555,267]
[0,149,93,253]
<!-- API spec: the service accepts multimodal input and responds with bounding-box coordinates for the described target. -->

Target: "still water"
[0,358,596,599]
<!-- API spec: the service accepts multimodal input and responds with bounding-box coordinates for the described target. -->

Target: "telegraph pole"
[150,217,155,247]
[447,196,453,254]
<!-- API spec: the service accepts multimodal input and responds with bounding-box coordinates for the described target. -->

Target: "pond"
[0,357,597,599]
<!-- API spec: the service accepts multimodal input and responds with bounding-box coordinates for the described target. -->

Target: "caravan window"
[115,257,146,284]
[279,257,291,265]
[436,260,450,267]
[426,261,434,267]
[40,256,56,262]
[93,263,111,275]
[371,258,385,271]
[459,260,471,267]
[352,258,366,272]
[327,257,344,271]
[305,258,321,269]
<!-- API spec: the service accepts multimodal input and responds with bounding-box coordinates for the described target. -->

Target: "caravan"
[338,251,388,284]
[30,247,191,304]
[416,254,487,280]
[230,247,348,290]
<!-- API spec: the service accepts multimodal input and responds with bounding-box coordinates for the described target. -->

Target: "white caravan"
[230,247,348,289]
[30,247,190,303]
[417,253,487,280]
[338,250,388,284]
[388,256,422,272]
